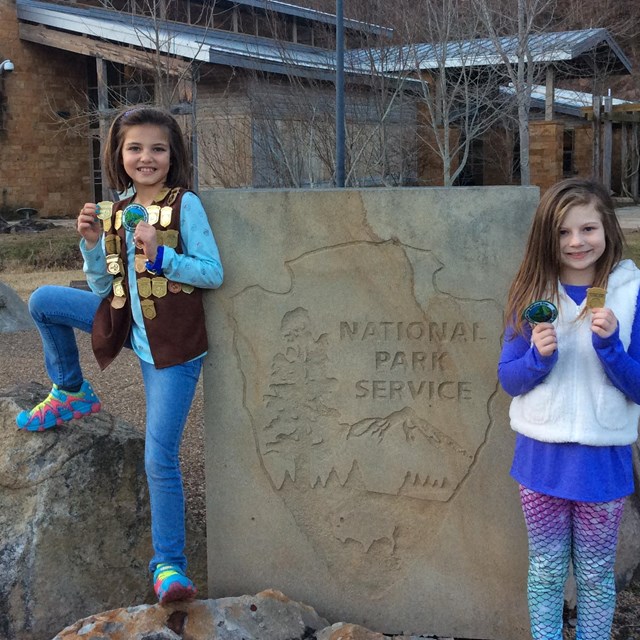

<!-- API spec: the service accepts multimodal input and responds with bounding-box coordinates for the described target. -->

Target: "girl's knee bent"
[28,285,58,317]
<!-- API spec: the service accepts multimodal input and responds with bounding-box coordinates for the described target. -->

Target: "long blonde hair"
[505,178,624,335]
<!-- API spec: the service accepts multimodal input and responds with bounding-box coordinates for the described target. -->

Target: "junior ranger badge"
[106,254,123,276]
[160,206,173,228]
[147,205,161,226]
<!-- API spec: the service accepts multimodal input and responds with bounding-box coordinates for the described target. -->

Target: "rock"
[51,589,330,640]
[316,622,387,639]
[9,218,57,233]
[0,383,153,640]
[0,281,34,332]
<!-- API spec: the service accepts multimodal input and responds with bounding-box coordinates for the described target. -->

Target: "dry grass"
[0,269,86,302]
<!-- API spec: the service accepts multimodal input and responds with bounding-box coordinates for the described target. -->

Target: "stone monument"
[201,187,538,639]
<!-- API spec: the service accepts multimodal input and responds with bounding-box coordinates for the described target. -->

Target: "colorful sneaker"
[153,564,197,605]
[16,380,101,432]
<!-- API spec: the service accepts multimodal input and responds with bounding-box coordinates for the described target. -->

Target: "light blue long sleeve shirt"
[81,191,223,364]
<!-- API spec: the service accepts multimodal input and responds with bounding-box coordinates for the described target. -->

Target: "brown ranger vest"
[92,187,208,370]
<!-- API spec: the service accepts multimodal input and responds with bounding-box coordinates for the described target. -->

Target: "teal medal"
[522,300,558,325]
[122,203,148,231]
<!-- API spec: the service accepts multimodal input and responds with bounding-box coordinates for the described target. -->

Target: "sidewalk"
[617,205,640,231]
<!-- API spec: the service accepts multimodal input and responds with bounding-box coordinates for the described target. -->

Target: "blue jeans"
[28,285,201,574]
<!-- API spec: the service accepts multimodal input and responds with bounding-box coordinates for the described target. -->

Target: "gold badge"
[137,277,152,299]
[147,205,161,226]
[112,277,125,298]
[160,206,173,228]
[182,284,194,294]
[111,295,126,309]
[106,254,123,276]
[116,235,122,254]
[168,281,181,294]
[115,209,123,230]
[96,201,113,220]
[152,277,168,298]
[105,235,117,255]
[163,230,179,249]
[134,254,147,273]
[103,216,112,233]
[166,187,180,205]
[141,299,156,319]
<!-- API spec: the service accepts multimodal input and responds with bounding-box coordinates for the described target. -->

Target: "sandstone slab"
[199,187,640,638]
[200,187,538,639]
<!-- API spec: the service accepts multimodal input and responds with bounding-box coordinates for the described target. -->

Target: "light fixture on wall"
[0,60,15,75]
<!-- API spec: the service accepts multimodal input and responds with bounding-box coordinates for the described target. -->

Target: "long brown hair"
[102,106,192,193]
[505,178,624,334]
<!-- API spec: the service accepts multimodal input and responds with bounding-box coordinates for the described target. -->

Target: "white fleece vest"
[510,259,640,446]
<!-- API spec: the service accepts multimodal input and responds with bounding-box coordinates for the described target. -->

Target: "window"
[563,129,575,177]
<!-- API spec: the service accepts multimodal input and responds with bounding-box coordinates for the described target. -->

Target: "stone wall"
[200,186,539,640]
[529,120,564,194]
[0,0,92,217]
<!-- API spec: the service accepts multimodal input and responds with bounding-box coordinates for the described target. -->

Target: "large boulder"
[0,383,153,640]
[0,281,34,332]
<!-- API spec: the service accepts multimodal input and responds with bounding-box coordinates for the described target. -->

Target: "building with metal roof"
[0,0,637,213]
[355,29,631,75]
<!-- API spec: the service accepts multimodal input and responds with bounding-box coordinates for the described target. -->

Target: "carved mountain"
[335,407,474,501]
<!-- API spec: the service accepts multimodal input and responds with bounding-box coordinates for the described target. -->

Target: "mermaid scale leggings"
[519,486,625,640]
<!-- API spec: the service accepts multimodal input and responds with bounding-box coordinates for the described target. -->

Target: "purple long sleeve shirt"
[498,283,640,501]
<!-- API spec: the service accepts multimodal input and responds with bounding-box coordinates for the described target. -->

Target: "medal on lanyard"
[122,203,149,231]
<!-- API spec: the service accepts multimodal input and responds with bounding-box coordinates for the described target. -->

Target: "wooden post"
[603,92,613,191]
[96,57,110,200]
[545,67,555,122]
[632,122,639,201]
[621,124,628,197]
[191,70,199,191]
[592,95,601,180]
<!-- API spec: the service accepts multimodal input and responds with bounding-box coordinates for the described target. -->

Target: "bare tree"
[472,0,558,185]
[392,0,510,186]
[196,3,419,189]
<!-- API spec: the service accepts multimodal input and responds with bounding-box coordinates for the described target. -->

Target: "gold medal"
[147,205,161,226]
[152,277,168,298]
[141,299,156,319]
[105,235,117,255]
[163,229,179,249]
[160,206,173,228]
[106,254,123,276]
[111,295,126,309]
[115,209,123,230]
[137,277,152,298]
[112,277,125,298]
[96,201,113,220]
[182,284,194,294]
[134,254,147,273]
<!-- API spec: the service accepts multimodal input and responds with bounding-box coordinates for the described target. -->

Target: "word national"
[339,320,486,343]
